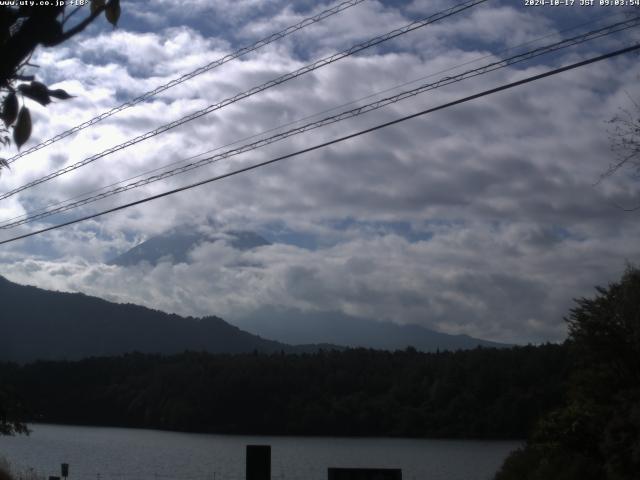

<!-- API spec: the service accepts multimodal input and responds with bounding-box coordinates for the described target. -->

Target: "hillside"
[0,275,509,362]
[0,276,294,362]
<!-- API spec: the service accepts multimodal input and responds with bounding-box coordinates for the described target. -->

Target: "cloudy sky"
[1,0,639,344]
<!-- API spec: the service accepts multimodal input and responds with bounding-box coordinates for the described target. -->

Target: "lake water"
[0,424,520,480]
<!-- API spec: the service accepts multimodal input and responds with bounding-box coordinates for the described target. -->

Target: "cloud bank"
[1,1,639,344]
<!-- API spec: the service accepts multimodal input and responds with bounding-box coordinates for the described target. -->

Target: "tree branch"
[52,4,107,46]
[62,4,85,26]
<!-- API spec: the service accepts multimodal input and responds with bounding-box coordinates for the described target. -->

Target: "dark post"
[246,445,271,480]
[61,464,69,479]
[327,468,402,480]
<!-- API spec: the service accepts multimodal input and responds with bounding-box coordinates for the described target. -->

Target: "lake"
[0,424,520,480]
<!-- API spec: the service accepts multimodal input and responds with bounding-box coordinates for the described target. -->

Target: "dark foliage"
[0,344,567,438]
[495,266,640,480]
[0,386,28,436]
[0,1,118,159]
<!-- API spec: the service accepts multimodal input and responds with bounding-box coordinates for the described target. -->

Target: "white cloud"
[2,219,638,344]
[1,0,639,344]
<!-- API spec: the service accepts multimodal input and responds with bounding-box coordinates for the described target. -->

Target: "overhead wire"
[0,0,489,201]
[1,9,625,228]
[1,43,638,246]
[4,0,370,165]
[2,15,637,229]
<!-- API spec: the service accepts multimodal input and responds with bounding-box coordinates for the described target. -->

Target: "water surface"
[0,424,520,480]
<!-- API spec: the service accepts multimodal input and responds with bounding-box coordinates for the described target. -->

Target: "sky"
[0,0,639,344]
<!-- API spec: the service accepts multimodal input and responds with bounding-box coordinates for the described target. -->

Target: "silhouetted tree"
[0,385,28,436]
[0,344,568,438]
[600,97,640,211]
[1,1,120,164]
[496,266,640,480]
[0,1,122,432]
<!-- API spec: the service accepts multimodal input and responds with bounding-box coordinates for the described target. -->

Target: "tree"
[495,266,640,480]
[599,95,640,212]
[0,1,122,434]
[0,386,28,436]
[0,0,121,165]
[604,99,640,185]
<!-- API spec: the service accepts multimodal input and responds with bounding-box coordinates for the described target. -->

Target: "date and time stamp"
[4,0,639,7]
[524,0,640,5]
[3,0,638,9]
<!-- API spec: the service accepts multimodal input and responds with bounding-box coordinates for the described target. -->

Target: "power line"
[3,10,623,228]
[2,16,637,230]
[4,0,369,165]
[0,0,488,201]
[25,7,615,230]
[1,43,637,246]
[4,12,616,228]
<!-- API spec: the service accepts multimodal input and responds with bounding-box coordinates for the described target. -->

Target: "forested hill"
[0,345,568,439]
[0,276,299,362]
[0,275,506,362]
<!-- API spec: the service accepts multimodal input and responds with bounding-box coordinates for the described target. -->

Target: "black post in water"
[61,464,69,480]
[246,445,271,480]
[327,468,402,480]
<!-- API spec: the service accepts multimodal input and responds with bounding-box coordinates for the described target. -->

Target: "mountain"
[230,307,510,352]
[0,276,302,363]
[108,229,270,266]
[0,274,508,363]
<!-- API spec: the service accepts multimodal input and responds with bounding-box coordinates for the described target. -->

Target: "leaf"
[48,89,74,100]
[18,82,51,106]
[91,0,106,15]
[13,106,32,150]
[105,0,121,27]
[40,20,63,47]
[1,92,18,127]
[1,25,9,46]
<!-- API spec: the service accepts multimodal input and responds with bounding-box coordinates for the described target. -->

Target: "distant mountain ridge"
[231,307,510,352]
[0,275,509,363]
[108,229,270,266]
[106,226,510,352]
[0,276,307,363]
